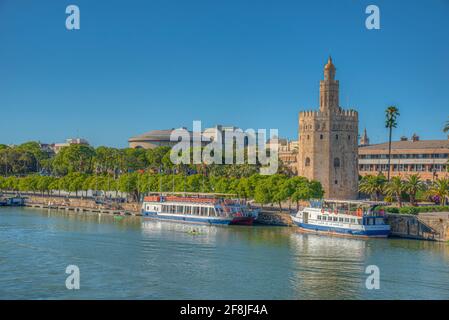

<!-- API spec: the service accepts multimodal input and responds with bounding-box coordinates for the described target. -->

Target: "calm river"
[1,207,449,299]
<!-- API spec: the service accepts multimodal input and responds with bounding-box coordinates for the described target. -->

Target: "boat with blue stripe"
[141,192,258,226]
[292,200,390,238]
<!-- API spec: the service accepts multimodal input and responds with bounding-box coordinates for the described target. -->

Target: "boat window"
[317,215,321,220]
[177,206,184,213]
[193,206,200,215]
[185,206,191,214]
[322,216,327,221]
[350,218,356,223]
[344,218,349,223]
[333,217,338,222]
[358,219,363,225]
[376,218,385,225]
[208,207,215,217]
[338,217,344,222]
[201,207,208,216]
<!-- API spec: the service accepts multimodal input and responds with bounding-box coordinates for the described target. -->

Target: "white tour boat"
[292,200,390,238]
[141,193,258,226]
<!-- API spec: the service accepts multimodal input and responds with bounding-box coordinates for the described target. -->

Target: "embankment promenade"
[17,194,293,226]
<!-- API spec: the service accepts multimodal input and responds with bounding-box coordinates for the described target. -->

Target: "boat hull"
[230,216,255,226]
[293,220,390,238]
[142,211,253,226]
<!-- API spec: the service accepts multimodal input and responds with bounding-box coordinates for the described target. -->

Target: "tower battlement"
[299,108,358,120]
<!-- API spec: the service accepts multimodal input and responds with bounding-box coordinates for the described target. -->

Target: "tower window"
[335,180,338,185]
[348,135,351,140]
[320,134,323,140]
[334,157,340,168]
[336,134,339,140]
[305,157,311,167]
[307,135,310,140]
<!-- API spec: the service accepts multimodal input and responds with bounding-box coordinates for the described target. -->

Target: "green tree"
[385,176,405,207]
[430,178,449,206]
[289,176,312,210]
[404,174,425,206]
[118,172,139,201]
[17,141,49,169]
[94,146,120,175]
[385,106,400,180]
[359,174,386,200]
[254,181,272,208]
[52,144,95,175]
[269,175,291,211]
[146,146,171,169]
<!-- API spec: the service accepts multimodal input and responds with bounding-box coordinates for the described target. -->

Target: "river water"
[1,207,449,299]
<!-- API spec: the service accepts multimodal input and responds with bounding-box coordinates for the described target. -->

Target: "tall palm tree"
[443,118,449,133]
[430,178,449,206]
[385,106,400,181]
[404,174,425,206]
[385,176,404,207]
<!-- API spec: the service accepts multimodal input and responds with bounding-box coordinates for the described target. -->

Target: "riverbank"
[21,194,292,226]
[24,195,141,216]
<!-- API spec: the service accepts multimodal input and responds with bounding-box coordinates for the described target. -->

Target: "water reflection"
[289,231,367,299]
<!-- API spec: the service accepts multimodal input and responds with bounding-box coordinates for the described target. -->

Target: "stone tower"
[298,57,359,199]
[360,128,370,146]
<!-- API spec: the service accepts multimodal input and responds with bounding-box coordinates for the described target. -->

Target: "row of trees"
[0,173,324,211]
[359,173,449,206]
[0,143,294,178]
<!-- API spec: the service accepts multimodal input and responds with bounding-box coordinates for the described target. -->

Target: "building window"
[307,135,310,140]
[334,157,340,168]
[320,134,323,140]
[348,135,350,140]
[335,180,338,185]
[305,157,311,167]
[335,134,339,140]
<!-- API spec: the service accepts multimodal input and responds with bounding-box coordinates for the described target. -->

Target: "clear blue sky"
[1,0,448,148]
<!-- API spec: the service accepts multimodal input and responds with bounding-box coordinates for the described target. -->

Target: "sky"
[0,0,448,148]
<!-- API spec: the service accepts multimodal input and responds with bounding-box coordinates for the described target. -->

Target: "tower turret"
[319,56,339,113]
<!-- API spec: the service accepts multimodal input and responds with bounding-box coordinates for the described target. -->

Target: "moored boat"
[292,199,390,238]
[0,196,25,207]
[141,193,259,226]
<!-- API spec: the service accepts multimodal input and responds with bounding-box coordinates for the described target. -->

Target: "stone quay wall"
[386,213,449,242]
[256,211,294,226]
[25,195,141,215]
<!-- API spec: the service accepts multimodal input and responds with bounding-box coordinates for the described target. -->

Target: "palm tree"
[385,176,404,207]
[359,174,386,201]
[443,118,449,133]
[404,174,425,206]
[385,106,400,181]
[430,178,449,206]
